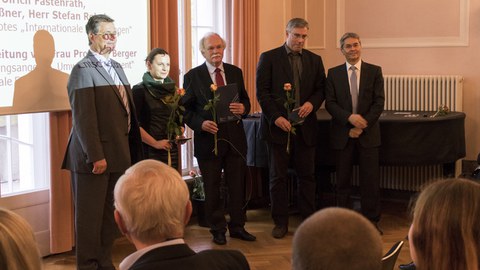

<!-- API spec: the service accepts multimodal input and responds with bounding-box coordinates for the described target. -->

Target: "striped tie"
[105,60,131,131]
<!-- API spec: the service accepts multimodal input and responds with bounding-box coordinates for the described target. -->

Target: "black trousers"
[197,152,246,234]
[335,139,381,221]
[267,130,316,226]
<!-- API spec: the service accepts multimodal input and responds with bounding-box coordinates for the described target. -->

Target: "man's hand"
[92,159,107,174]
[201,120,218,135]
[348,114,368,129]
[298,101,314,118]
[275,116,292,132]
[349,127,363,138]
[229,102,245,116]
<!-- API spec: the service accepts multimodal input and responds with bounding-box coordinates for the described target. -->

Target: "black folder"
[288,107,305,125]
[215,83,241,123]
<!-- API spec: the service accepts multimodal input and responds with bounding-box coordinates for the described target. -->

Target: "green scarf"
[142,72,176,99]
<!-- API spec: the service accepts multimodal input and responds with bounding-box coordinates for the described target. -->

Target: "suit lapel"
[87,52,128,111]
[359,61,368,102]
[339,65,353,111]
[200,63,215,99]
[278,47,294,85]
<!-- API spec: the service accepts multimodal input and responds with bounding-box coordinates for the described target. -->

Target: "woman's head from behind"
[409,178,480,270]
[0,208,42,270]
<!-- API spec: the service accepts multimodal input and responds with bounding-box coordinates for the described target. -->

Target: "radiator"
[351,75,464,191]
[384,75,463,111]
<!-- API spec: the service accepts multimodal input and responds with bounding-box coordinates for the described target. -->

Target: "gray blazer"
[62,51,142,173]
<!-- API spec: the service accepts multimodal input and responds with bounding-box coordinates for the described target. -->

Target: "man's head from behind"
[114,159,192,247]
[292,207,382,270]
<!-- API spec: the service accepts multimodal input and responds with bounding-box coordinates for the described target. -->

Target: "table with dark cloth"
[315,109,466,166]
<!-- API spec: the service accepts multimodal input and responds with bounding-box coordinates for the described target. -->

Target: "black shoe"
[399,262,416,270]
[230,229,256,241]
[212,232,226,245]
[272,225,288,239]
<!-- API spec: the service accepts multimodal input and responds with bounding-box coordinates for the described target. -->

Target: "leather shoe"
[272,225,288,239]
[230,229,256,241]
[212,232,226,245]
[399,262,416,270]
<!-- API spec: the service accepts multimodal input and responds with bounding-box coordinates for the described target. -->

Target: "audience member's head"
[292,207,382,270]
[114,159,192,249]
[409,178,480,270]
[0,208,42,270]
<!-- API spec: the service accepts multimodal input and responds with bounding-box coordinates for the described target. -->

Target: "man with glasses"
[325,32,384,234]
[256,18,326,238]
[62,14,142,270]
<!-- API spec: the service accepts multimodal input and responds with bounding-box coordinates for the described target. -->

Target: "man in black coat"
[114,160,250,270]
[181,32,255,245]
[256,18,326,238]
[325,32,385,229]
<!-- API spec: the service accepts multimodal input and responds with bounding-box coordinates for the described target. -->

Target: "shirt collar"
[205,61,224,75]
[119,238,185,270]
[346,59,362,71]
[284,43,302,56]
[91,49,111,66]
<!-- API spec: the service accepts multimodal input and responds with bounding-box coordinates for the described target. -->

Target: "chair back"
[381,240,404,270]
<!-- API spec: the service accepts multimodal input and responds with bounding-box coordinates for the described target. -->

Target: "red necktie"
[215,68,225,86]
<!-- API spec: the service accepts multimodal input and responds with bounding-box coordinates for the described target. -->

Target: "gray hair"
[199,32,226,53]
[114,160,190,243]
[340,32,361,50]
[286,18,309,32]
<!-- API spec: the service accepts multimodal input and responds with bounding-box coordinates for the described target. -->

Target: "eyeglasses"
[343,42,361,50]
[95,32,117,40]
[290,32,308,40]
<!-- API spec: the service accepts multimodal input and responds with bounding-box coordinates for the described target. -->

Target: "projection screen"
[0,0,149,115]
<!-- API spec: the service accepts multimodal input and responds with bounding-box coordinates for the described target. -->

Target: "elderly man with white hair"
[114,159,250,270]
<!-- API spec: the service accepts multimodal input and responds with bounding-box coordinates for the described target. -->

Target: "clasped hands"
[275,102,313,132]
[348,114,368,138]
[202,102,245,135]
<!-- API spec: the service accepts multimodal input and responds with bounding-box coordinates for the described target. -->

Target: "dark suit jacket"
[256,45,326,146]
[62,51,142,173]
[181,62,251,160]
[129,244,250,270]
[325,61,385,149]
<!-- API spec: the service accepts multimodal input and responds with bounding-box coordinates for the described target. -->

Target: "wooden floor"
[43,200,413,270]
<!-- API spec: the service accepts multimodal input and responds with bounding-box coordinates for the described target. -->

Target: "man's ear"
[114,209,127,235]
[184,200,193,225]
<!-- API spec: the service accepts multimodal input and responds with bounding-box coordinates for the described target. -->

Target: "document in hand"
[215,83,241,123]
[288,107,305,125]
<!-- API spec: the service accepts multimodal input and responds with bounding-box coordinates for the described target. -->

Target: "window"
[178,0,230,175]
[0,113,50,196]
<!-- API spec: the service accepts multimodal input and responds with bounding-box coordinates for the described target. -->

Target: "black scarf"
[142,72,176,99]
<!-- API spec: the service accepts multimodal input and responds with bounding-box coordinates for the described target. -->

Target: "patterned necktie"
[350,66,358,114]
[215,68,225,86]
[104,60,131,131]
[290,53,302,107]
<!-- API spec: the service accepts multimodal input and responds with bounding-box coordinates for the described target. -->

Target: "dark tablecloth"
[244,110,466,167]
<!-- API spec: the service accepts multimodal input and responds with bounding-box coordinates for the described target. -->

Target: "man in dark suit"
[181,32,255,245]
[256,18,326,238]
[62,14,142,270]
[114,160,250,270]
[325,32,385,231]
